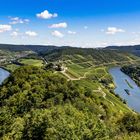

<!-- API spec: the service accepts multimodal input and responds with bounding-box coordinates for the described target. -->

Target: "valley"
[1,44,140,139]
[1,0,140,139]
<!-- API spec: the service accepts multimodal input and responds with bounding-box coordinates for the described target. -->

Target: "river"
[0,68,10,85]
[109,67,140,112]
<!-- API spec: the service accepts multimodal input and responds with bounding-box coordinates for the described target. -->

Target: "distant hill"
[43,46,137,65]
[0,44,57,53]
[105,45,140,56]
[0,44,139,62]
[1,43,140,57]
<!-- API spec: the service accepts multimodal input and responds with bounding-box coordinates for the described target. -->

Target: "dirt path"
[60,59,140,81]
[93,87,106,98]
[93,87,115,106]
[61,67,90,81]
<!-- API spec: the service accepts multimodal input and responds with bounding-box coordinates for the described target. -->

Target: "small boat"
[124,89,130,95]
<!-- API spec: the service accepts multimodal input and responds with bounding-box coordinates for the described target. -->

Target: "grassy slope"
[2,47,138,114]
[44,47,139,64]
[55,52,140,113]
[1,47,140,139]
[67,65,130,113]
[19,58,44,67]
[43,47,140,114]
[2,47,138,113]
[1,66,139,139]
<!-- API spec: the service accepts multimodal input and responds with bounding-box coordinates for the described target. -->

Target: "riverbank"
[0,66,11,73]
[0,68,10,85]
[109,67,140,113]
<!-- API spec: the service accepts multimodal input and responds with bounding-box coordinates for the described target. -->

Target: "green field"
[1,48,140,139]
[60,57,132,113]
[19,59,44,67]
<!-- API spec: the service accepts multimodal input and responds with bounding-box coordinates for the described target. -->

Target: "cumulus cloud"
[106,27,125,35]
[25,31,38,37]
[49,22,67,28]
[9,17,30,24]
[0,24,12,33]
[68,30,76,34]
[52,30,64,38]
[36,10,58,19]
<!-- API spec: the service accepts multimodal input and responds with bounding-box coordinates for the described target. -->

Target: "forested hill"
[105,45,140,56]
[0,45,140,139]
[0,44,140,61]
[43,47,137,65]
[0,44,57,53]
[1,66,140,139]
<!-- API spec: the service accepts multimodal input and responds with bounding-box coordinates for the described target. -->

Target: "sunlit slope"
[46,48,139,113]
[44,47,139,65]
[0,66,138,140]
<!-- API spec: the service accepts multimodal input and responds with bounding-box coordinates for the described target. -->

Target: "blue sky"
[0,0,140,47]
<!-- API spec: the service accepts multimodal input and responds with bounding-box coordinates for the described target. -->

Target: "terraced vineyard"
[62,65,130,110]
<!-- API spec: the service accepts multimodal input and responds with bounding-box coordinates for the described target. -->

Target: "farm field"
[18,59,44,67]
[59,58,131,113]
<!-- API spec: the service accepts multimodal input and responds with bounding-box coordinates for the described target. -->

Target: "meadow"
[18,58,44,67]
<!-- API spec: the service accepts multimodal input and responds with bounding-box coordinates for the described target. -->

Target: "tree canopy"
[0,66,140,140]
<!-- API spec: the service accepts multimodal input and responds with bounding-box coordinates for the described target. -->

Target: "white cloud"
[9,17,30,24]
[10,17,19,20]
[36,10,58,19]
[68,30,76,34]
[106,27,125,35]
[25,31,38,37]
[11,31,19,37]
[0,24,12,33]
[49,22,67,28]
[52,30,64,38]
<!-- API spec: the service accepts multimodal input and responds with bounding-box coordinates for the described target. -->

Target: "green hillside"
[43,47,138,65]
[43,47,140,82]
[106,45,140,57]
[1,46,140,139]
[1,66,140,140]
[0,49,32,66]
